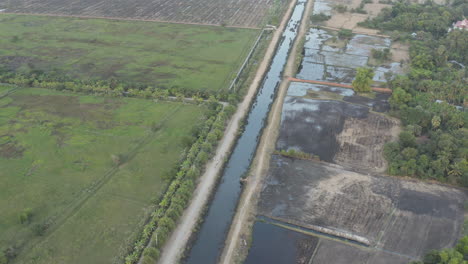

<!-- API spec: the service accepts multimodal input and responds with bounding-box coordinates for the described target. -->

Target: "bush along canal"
[184,1,307,263]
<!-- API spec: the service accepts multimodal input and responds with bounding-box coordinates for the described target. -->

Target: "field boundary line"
[227,28,268,92]
[288,77,393,93]
[20,105,183,257]
[317,25,391,38]
[263,216,370,249]
[265,216,416,261]
[0,12,261,30]
[374,207,397,248]
[0,85,20,98]
[308,239,321,264]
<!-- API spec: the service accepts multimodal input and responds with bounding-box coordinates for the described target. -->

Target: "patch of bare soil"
[277,86,399,174]
[0,140,25,158]
[334,112,400,173]
[390,42,410,63]
[319,0,390,34]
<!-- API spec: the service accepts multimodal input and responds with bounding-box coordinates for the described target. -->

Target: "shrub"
[310,13,331,23]
[333,4,348,13]
[19,208,33,224]
[143,247,160,259]
[141,255,155,264]
[32,223,47,236]
[371,48,392,61]
[351,7,367,14]
[338,29,353,39]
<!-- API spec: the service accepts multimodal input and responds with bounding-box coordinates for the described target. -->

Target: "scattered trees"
[365,1,468,186]
[410,236,468,264]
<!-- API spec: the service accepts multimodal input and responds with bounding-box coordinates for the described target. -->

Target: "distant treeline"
[409,236,468,264]
[361,1,468,186]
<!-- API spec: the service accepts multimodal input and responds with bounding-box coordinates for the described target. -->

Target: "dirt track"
[219,0,316,262]
[157,0,300,263]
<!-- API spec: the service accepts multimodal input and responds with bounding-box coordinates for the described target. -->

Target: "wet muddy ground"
[257,156,467,263]
[297,28,405,85]
[277,82,399,173]
[244,221,319,264]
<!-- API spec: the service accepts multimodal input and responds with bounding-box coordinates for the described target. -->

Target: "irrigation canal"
[184,1,307,263]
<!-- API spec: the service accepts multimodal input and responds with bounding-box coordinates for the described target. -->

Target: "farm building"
[453,19,468,30]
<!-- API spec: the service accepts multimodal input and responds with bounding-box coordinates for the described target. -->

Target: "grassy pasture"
[0,14,258,93]
[0,87,206,263]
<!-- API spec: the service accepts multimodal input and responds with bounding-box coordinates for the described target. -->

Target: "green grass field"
[0,87,207,263]
[0,14,258,92]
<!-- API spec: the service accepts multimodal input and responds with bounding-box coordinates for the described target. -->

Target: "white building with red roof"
[453,19,468,30]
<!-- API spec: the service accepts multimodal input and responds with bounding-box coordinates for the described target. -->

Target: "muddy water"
[184,1,307,263]
[244,221,319,264]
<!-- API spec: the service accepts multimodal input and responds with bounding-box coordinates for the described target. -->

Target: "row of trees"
[0,69,235,102]
[124,105,231,264]
[361,1,468,186]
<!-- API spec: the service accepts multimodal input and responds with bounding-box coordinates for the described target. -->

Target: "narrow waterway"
[184,1,307,263]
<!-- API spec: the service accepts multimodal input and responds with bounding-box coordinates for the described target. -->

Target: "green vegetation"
[338,29,353,39]
[359,1,465,38]
[409,236,468,264]
[351,0,372,14]
[0,14,258,95]
[310,13,331,23]
[371,48,392,61]
[274,149,319,161]
[267,0,285,25]
[0,87,208,263]
[360,1,468,186]
[333,4,348,13]
[352,67,374,93]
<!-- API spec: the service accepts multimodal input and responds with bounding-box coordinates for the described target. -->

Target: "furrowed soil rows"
[258,156,467,263]
[0,0,288,28]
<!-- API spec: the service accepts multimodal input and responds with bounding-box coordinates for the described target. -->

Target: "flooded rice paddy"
[297,28,405,84]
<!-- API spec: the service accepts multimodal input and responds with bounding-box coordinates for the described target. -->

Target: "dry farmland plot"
[0,0,287,27]
[257,156,467,263]
[0,88,207,264]
[0,14,258,93]
[277,82,399,174]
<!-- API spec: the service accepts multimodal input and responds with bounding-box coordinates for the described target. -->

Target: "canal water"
[184,1,307,263]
